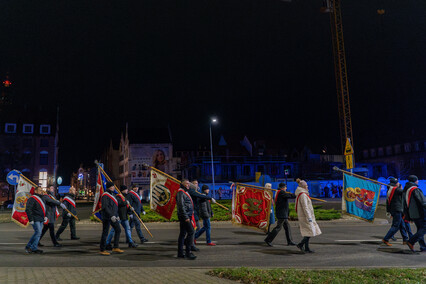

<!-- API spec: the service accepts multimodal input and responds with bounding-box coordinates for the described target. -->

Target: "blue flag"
[343,174,380,222]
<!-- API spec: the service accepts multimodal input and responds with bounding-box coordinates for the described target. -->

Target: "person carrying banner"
[194,185,216,246]
[100,182,123,255]
[127,185,148,244]
[55,186,79,241]
[106,185,138,249]
[25,187,47,254]
[265,182,297,247]
[265,183,275,234]
[39,186,66,247]
[187,180,216,251]
[295,179,321,253]
[382,178,409,246]
[191,180,202,235]
[403,175,426,252]
[176,179,197,260]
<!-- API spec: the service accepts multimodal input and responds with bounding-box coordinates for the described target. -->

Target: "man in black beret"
[403,175,426,252]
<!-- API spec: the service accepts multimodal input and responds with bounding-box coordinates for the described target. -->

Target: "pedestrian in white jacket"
[295,178,321,253]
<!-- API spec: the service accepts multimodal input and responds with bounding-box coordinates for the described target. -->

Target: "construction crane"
[322,0,353,157]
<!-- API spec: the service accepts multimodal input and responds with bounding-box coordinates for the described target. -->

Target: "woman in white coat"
[295,178,321,253]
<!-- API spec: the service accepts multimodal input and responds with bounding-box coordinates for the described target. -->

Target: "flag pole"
[96,163,153,238]
[214,202,230,211]
[333,167,389,187]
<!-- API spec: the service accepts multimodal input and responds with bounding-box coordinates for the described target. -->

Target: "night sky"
[1,0,425,181]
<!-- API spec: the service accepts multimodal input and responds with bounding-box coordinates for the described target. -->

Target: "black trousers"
[100,219,121,251]
[178,220,194,256]
[265,218,293,244]
[299,236,311,250]
[56,218,77,239]
[40,223,59,245]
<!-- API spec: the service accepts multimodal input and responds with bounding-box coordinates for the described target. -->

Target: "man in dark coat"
[127,185,148,244]
[25,187,47,254]
[382,178,409,246]
[403,175,426,252]
[194,185,216,245]
[55,186,79,241]
[176,179,197,260]
[106,185,138,248]
[99,182,123,255]
[265,183,297,246]
[39,186,66,247]
[187,180,215,251]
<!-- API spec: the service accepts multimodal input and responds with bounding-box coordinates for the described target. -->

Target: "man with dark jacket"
[127,185,148,244]
[25,187,48,254]
[403,175,426,252]
[194,185,216,246]
[100,182,123,255]
[55,186,79,241]
[265,183,297,246]
[39,186,66,247]
[382,178,409,246]
[176,179,197,260]
[187,180,215,251]
[106,185,138,248]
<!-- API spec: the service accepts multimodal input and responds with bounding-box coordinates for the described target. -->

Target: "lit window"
[40,124,51,135]
[5,123,16,133]
[39,170,48,188]
[23,124,34,134]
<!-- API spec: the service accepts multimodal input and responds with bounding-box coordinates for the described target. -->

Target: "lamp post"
[209,118,218,198]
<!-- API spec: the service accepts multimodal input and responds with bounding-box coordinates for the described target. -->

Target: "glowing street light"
[210,117,218,198]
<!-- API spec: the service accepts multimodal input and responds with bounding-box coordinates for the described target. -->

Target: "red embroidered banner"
[232,184,272,232]
[12,176,36,227]
[150,168,180,220]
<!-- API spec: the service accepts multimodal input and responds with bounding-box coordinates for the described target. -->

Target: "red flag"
[232,184,272,232]
[12,177,35,227]
[150,168,180,220]
[92,170,105,221]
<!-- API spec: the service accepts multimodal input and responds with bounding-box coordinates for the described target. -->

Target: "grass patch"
[90,200,340,222]
[209,267,426,284]
[0,213,11,223]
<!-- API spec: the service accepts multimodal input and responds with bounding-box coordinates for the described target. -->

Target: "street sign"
[345,154,354,170]
[284,169,289,176]
[6,170,21,185]
[344,138,353,155]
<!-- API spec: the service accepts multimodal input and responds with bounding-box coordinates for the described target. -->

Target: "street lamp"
[210,117,218,198]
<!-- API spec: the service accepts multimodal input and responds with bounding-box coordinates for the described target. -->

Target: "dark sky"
[1,0,425,180]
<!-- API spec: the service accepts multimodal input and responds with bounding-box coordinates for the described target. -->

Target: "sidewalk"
[0,267,234,284]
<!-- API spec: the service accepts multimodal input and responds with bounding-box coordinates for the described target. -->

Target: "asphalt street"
[0,213,424,269]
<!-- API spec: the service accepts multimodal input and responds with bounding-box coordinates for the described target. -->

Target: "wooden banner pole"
[333,167,390,187]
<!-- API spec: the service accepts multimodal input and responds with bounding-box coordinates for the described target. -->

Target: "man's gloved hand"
[211,198,217,204]
[386,212,391,218]
[29,221,34,225]
[44,217,48,223]
[129,214,133,219]
[142,211,146,215]
[60,203,67,209]
[117,217,120,221]
[111,216,117,223]
[67,213,72,217]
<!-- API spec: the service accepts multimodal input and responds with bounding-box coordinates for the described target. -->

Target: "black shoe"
[56,237,62,241]
[71,237,80,240]
[287,241,297,246]
[191,246,200,252]
[185,253,197,260]
[391,236,397,241]
[106,244,112,251]
[25,247,33,254]
[34,249,43,254]
[140,238,148,243]
[177,254,185,258]
[54,243,62,247]
[297,244,305,254]
[128,242,138,248]
[305,249,315,253]
[264,239,273,247]
[38,242,44,247]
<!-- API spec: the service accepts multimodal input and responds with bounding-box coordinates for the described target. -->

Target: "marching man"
[99,182,124,255]
[25,187,48,254]
[55,186,79,241]
[127,185,148,244]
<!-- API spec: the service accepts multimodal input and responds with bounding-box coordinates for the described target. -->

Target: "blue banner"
[343,174,380,222]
